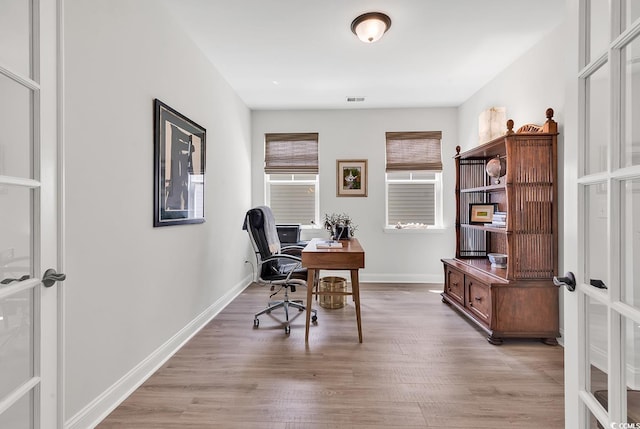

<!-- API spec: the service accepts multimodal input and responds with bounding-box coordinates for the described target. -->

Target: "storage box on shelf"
[441,108,560,345]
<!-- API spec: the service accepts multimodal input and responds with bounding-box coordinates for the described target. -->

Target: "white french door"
[0,0,61,428]
[565,0,640,427]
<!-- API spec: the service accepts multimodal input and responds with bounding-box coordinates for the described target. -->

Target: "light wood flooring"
[98,282,564,428]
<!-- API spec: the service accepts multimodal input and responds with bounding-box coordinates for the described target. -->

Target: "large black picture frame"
[153,99,206,227]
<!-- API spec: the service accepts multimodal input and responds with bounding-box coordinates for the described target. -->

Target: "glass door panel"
[625,0,640,31]
[586,62,611,175]
[587,296,609,398]
[624,317,640,423]
[0,74,33,179]
[0,392,33,429]
[0,0,31,78]
[0,186,32,282]
[585,183,610,289]
[622,179,640,307]
[623,35,640,168]
[590,0,611,62]
[0,288,33,400]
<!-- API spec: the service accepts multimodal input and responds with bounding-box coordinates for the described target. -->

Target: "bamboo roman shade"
[385,131,443,172]
[264,133,319,174]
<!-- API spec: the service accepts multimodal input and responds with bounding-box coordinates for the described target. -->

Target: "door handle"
[42,268,66,288]
[1,275,31,285]
[590,279,607,289]
[553,271,576,292]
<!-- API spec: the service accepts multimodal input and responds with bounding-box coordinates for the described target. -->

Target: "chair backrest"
[243,207,281,279]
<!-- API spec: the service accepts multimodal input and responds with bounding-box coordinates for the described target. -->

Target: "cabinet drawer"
[445,268,464,304]
[466,278,491,324]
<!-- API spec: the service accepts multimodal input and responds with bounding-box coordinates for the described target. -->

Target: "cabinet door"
[466,278,491,325]
[445,268,464,304]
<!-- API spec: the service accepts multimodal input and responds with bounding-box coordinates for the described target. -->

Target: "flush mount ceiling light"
[351,12,391,43]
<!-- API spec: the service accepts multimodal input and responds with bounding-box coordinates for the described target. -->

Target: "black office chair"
[242,206,317,334]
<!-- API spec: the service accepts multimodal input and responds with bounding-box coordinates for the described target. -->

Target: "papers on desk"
[315,240,343,249]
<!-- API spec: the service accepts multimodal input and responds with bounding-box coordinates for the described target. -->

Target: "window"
[385,131,443,228]
[265,133,319,226]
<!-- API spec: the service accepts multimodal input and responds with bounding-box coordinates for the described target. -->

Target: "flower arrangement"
[323,212,357,239]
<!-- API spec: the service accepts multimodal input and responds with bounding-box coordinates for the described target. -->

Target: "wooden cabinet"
[445,266,464,305]
[441,108,560,345]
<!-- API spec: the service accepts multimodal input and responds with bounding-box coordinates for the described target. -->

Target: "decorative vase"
[333,225,351,240]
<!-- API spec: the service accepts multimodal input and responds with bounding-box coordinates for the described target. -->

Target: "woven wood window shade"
[265,133,319,174]
[385,131,443,172]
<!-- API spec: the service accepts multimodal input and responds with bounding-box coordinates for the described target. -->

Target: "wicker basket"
[319,276,347,309]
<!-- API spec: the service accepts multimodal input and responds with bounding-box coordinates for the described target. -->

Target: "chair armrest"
[259,254,304,283]
[281,244,305,252]
[261,254,301,264]
[281,245,304,257]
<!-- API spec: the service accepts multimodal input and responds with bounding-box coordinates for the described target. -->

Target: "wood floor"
[98,282,565,428]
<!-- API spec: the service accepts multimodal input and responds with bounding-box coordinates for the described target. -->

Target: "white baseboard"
[361,272,444,284]
[65,275,253,429]
[317,270,443,284]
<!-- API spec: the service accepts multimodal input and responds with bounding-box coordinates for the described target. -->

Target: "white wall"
[252,108,458,283]
[63,0,252,425]
[458,24,567,153]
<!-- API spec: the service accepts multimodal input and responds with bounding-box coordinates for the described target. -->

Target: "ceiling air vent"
[346,96,365,103]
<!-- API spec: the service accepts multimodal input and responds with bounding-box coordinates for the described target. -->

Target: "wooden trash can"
[319,276,347,309]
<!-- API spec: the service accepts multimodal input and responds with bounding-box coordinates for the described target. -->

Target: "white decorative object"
[488,253,508,268]
[479,107,507,144]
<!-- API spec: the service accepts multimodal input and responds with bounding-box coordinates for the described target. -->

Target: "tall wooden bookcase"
[441,108,560,345]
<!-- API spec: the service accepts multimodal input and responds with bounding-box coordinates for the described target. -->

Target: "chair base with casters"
[253,280,317,335]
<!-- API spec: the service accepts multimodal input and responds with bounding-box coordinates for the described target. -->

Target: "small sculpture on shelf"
[323,213,357,240]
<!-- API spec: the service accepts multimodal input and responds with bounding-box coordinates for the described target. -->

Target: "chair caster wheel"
[312,315,318,323]
[253,319,259,328]
[285,325,291,335]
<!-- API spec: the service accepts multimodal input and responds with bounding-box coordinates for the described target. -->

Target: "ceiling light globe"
[355,19,386,43]
[351,12,391,44]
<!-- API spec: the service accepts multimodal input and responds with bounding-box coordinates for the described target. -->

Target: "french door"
[566,0,640,427]
[0,0,61,427]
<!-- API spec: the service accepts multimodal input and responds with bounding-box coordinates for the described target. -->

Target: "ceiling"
[165,0,564,110]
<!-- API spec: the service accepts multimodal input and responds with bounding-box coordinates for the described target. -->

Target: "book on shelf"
[485,223,506,228]
[490,211,507,227]
[316,240,343,249]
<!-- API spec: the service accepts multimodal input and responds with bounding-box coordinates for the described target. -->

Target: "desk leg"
[350,269,362,343]
[305,268,315,343]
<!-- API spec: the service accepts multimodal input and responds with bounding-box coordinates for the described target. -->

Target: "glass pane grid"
[0,0,32,79]
[0,288,34,400]
[589,0,611,63]
[585,183,610,291]
[0,389,33,429]
[622,179,640,307]
[623,34,640,168]
[0,74,34,180]
[624,0,640,31]
[585,61,611,176]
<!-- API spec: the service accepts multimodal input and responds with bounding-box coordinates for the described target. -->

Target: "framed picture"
[336,159,367,197]
[469,203,497,224]
[153,99,206,227]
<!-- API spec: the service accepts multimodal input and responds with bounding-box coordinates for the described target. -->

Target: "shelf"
[461,223,507,234]
[444,258,508,282]
[460,183,506,193]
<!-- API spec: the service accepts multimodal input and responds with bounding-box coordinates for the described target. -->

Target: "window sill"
[383,226,447,234]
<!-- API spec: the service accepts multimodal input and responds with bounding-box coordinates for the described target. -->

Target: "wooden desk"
[302,238,365,343]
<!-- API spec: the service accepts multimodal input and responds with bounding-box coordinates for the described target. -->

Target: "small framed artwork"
[153,99,206,227]
[336,159,367,197]
[469,203,497,224]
